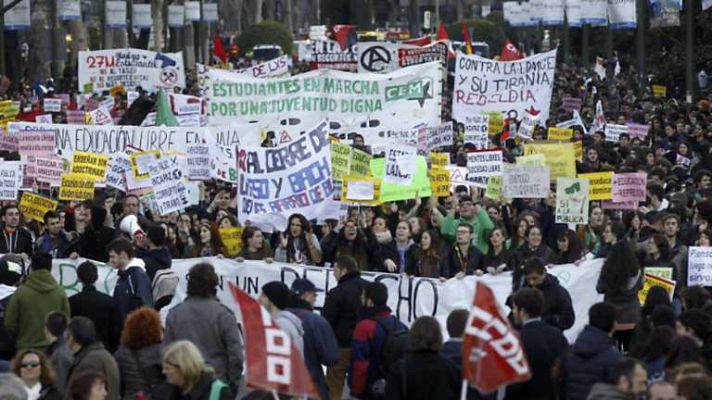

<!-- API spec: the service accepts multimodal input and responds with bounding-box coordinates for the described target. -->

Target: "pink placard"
[626,123,649,140]
[35,156,64,185]
[66,110,85,124]
[0,134,19,152]
[612,172,647,203]
[562,97,583,113]
[18,130,55,158]
[601,199,639,210]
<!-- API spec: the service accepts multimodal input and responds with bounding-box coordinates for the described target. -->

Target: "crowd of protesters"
[0,39,712,400]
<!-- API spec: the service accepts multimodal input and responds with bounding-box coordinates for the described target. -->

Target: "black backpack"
[375,316,409,377]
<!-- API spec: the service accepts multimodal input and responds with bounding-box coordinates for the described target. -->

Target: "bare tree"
[152,0,164,51]
[254,0,264,23]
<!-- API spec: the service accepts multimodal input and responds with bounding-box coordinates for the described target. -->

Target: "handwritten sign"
[464,115,489,149]
[484,175,503,200]
[17,130,56,157]
[638,273,675,305]
[70,151,109,180]
[147,155,190,215]
[524,141,576,180]
[466,149,503,188]
[186,144,211,180]
[106,154,129,192]
[341,176,381,205]
[579,171,613,201]
[547,127,573,141]
[605,123,628,142]
[612,172,647,203]
[555,178,589,224]
[652,84,667,98]
[19,192,58,222]
[502,164,550,198]
[35,157,64,185]
[626,123,649,140]
[331,141,352,182]
[350,148,372,177]
[59,174,97,201]
[429,168,450,197]
[384,146,417,185]
[430,152,450,169]
[0,162,23,200]
[43,98,62,113]
[219,227,244,257]
[562,97,582,113]
[687,247,712,287]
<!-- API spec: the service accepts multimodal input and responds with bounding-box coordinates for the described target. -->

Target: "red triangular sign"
[279,131,292,143]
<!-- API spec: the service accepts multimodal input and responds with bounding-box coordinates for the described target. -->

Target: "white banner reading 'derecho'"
[78,49,186,93]
[50,257,604,342]
[201,61,443,129]
[237,121,337,230]
[453,49,557,122]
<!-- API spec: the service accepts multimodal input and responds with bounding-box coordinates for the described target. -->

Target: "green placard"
[370,156,431,202]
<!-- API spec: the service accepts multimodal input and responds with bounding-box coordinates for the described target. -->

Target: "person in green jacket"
[434,195,495,254]
[4,252,70,351]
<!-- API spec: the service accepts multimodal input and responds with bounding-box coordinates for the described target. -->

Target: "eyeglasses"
[21,361,40,368]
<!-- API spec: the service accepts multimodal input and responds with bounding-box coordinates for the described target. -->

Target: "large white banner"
[51,257,604,342]
[4,0,30,30]
[541,0,565,25]
[566,0,584,27]
[237,121,337,229]
[235,56,290,78]
[580,0,608,24]
[78,49,186,93]
[454,49,557,122]
[607,0,637,29]
[201,61,443,129]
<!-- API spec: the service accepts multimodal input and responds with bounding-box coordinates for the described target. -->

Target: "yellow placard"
[547,127,573,141]
[430,152,450,169]
[19,192,58,222]
[638,273,675,305]
[130,150,160,180]
[485,175,503,200]
[331,142,351,181]
[341,175,382,205]
[652,85,667,98]
[219,227,243,257]
[573,140,583,161]
[429,168,450,197]
[516,154,546,167]
[485,111,503,135]
[350,148,372,177]
[524,141,576,180]
[59,174,97,201]
[70,151,109,180]
[578,171,613,201]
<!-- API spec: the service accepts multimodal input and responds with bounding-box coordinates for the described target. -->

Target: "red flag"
[213,34,227,63]
[462,281,531,394]
[403,35,432,46]
[460,23,473,55]
[332,24,355,51]
[229,283,320,399]
[437,22,450,41]
[500,39,523,61]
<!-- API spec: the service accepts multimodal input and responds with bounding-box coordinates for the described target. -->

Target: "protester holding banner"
[236,226,273,261]
[439,223,485,279]
[189,222,226,258]
[405,230,443,278]
[320,219,379,269]
[275,214,323,266]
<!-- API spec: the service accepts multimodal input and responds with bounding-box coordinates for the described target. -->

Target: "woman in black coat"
[114,307,164,399]
[385,316,460,400]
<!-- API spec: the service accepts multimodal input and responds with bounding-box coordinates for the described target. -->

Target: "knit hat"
[261,281,290,310]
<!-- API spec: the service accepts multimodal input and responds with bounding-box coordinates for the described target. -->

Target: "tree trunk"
[284,0,294,33]
[152,0,164,51]
[254,0,263,23]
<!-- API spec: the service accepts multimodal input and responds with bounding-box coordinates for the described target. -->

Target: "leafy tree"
[236,20,294,56]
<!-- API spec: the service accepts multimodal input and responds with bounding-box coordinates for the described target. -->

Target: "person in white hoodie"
[106,238,154,324]
[259,281,304,357]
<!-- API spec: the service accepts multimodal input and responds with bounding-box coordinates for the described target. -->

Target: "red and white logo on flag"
[229,283,320,398]
[462,280,531,394]
[499,39,524,61]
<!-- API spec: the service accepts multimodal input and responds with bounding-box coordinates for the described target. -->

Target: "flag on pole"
[154,89,179,127]
[592,100,606,133]
[213,34,228,63]
[229,283,320,399]
[499,39,524,61]
[461,22,473,55]
[462,280,531,394]
[437,22,450,41]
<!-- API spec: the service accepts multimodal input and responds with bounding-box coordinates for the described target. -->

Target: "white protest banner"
[88,108,113,125]
[676,154,691,168]
[58,0,81,20]
[184,1,200,21]
[566,0,584,26]
[10,122,208,161]
[132,4,152,28]
[4,0,30,30]
[627,123,649,140]
[35,157,64,185]
[43,98,62,113]
[605,123,628,142]
[555,178,590,224]
[201,61,443,128]
[0,162,23,200]
[51,256,604,342]
[147,155,189,215]
[209,145,237,184]
[502,164,550,198]
[233,55,291,78]
[464,114,490,149]
[384,146,418,185]
[688,247,712,287]
[168,5,184,27]
[357,42,399,73]
[556,110,588,134]
[397,40,449,69]
[186,144,211,180]
[454,49,557,122]
[425,122,454,151]
[580,0,608,24]
[608,0,637,28]
[78,49,185,93]
[105,154,129,192]
[466,149,503,189]
[237,121,336,228]
[540,0,565,25]
[311,39,357,72]
[105,1,127,28]
[611,172,647,202]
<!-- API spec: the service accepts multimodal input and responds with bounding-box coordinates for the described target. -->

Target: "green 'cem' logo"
[384,78,433,106]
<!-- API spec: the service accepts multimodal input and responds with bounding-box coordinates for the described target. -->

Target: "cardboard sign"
[430,152,450,169]
[219,227,244,257]
[19,192,58,222]
[638,273,675,305]
[523,142,576,180]
[464,115,489,148]
[35,157,65,185]
[547,127,573,141]
[502,164,550,198]
[484,175,503,200]
[341,175,381,205]
[370,157,431,202]
[0,162,23,200]
[578,171,613,201]
[626,123,649,140]
[384,146,417,185]
[429,168,451,197]
[331,141,352,182]
[147,155,190,215]
[604,123,628,142]
[555,178,590,224]
[652,85,667,98]
[611,172,647,203]
[687,247,712,286]
[70,151,109,180]
[59,174,97,201]
[467,149,503,188]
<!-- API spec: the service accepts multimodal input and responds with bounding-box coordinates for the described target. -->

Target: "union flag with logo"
[462,280,531,394]
[229,283,319,398]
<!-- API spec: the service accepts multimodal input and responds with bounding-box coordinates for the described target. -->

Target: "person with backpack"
[137,224,177,311]
[258,282,305,357]
[287,278,339,400]
[349,282,408,400]
[107,238,154,324]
